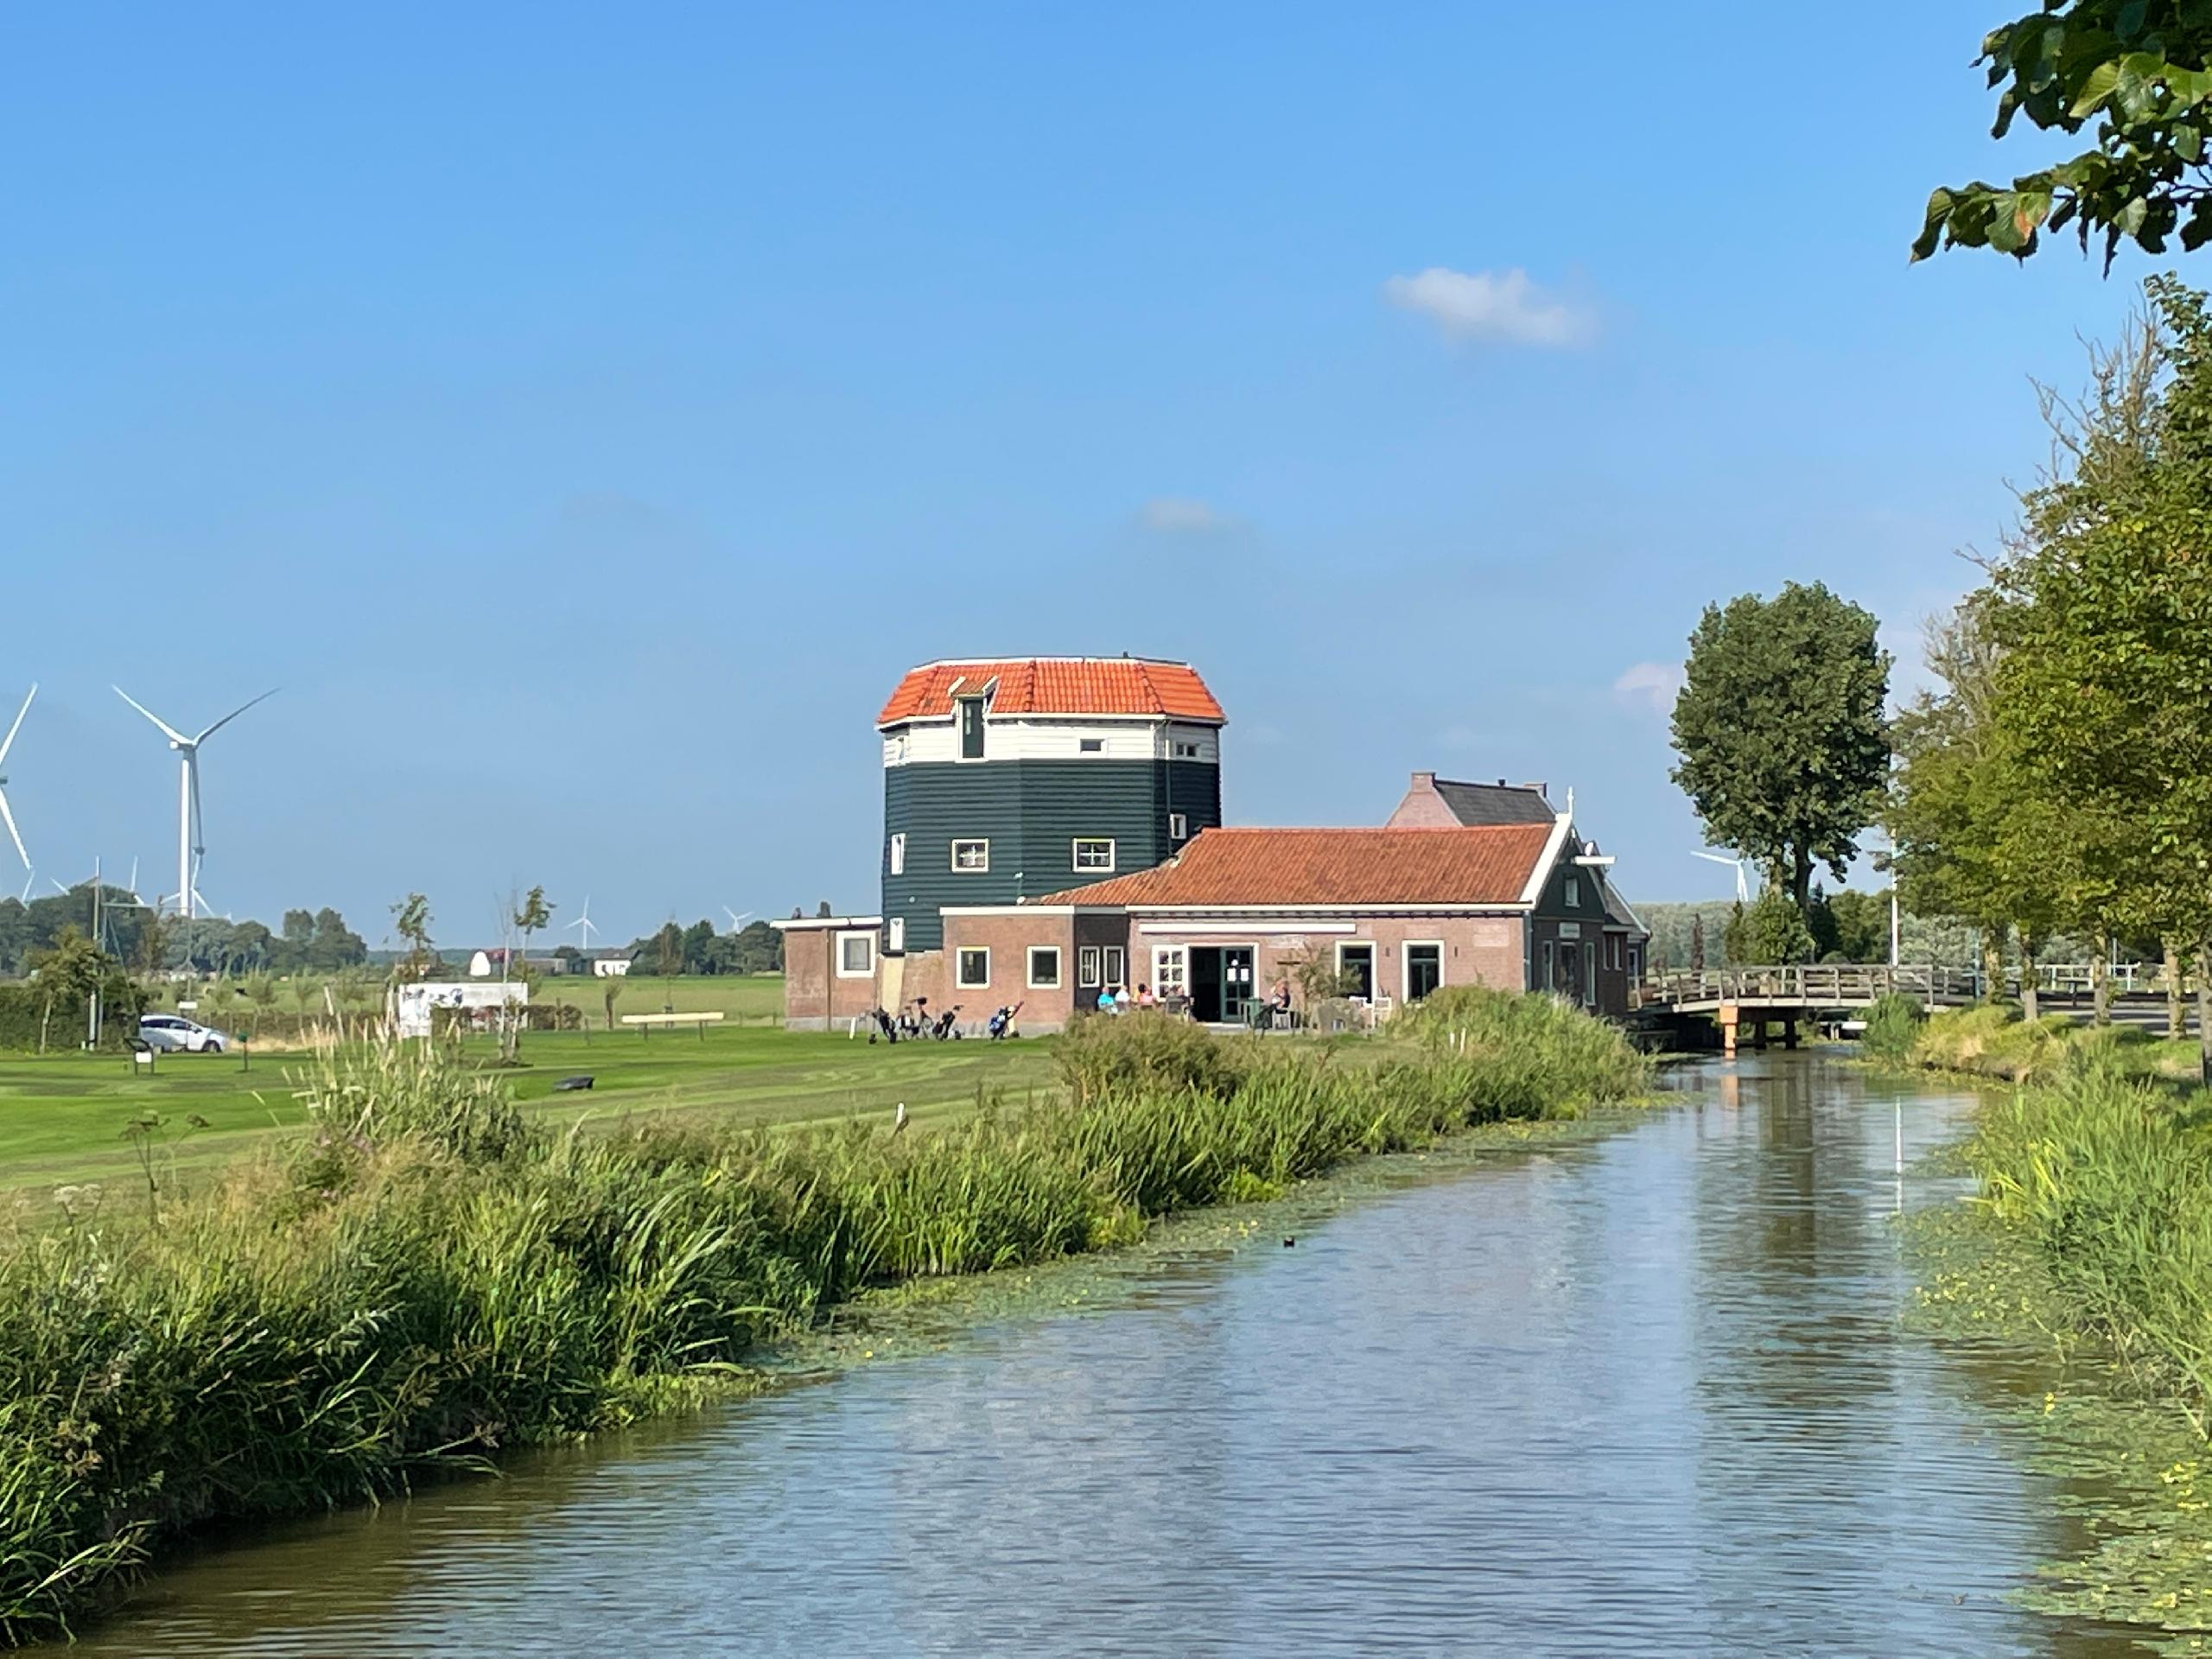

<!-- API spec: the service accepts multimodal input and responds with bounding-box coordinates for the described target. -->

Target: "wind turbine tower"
[113,686,278,922]
[566,896,599,953]
[0,683,35,879]
[1692,849,1753,905]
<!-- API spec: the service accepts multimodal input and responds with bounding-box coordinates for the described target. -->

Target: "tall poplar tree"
[1670,582,1892,919]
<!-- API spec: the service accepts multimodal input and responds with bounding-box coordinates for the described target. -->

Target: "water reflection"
[79,1057,2152,1656]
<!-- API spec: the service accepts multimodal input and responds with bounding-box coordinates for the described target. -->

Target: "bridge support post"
[1781,1014,1798,1051]
[1719,1001,1739,1059]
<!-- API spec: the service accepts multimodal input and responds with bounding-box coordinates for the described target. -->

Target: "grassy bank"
[1910,1056,2212,1639]
[0,1027,1057,1201]
[1897,1002,2204,1085]
[0,988,1643,1643]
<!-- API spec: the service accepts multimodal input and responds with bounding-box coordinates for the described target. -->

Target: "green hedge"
[0,977,148,1052]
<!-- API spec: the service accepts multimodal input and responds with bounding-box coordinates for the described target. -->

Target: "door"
[1191,947,1224,1024]
[1223,947,1255,1024]
[1557,941,1578,999]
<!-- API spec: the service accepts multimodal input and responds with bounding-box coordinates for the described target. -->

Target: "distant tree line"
[616,918,783,976]
[0,887,368,980]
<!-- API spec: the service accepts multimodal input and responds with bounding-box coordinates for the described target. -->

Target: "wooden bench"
[618,1011,726,1040]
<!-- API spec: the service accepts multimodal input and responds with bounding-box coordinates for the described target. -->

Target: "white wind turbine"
[1692,849,1754,904]
[0,683,35,879]
[566,896,599,952]
[112,685,279,922]
[724,907,753,931]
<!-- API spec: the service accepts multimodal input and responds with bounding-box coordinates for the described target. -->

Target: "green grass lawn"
[0,1020,1057,1205]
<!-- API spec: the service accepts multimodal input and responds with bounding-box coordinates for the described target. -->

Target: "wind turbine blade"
[193,687,279,744]
[112,686,191,746]
[0,788,24,869]
[0,683,34,769]
[48,878,66,894]
[17,869,30,904]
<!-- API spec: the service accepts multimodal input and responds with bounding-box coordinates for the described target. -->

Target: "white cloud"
[1138,497,1241,535]
[1382,266,1598,349]
[1612,661,1684,716]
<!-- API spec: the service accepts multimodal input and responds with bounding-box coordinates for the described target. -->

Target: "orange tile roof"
[876,658,1224,726]
[1037,823,1557,908]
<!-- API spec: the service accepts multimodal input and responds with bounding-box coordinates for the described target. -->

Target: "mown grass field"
[0,1020,1057,1203]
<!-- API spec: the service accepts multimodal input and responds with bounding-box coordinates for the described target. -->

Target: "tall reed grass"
[1965,1053,2212,1422]
[0,1002,1644,1643]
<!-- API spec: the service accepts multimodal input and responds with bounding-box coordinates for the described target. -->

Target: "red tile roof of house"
[1036,823,1559,908]
[876,658,1224,726]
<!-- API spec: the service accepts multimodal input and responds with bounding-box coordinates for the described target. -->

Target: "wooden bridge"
[1632,964,1981,1055]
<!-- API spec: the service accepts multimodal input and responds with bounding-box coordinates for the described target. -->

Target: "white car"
[138,1014,230,1054]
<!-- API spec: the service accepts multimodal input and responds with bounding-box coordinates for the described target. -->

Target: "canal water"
[74,1056,2153,1656]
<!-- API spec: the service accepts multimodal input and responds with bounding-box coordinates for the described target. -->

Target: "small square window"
[1079,737,1104,753]
[1167,812,1188,842]
[1173,741,1200,760]
[952,839,989,873]
[1072,838,1115,872]
[1563,876,1580,908]
[888,832,906,876]
[957,947,990,988]
[1079,945,1102,987]
[836,932,874,978]
[1028,946,1061,988]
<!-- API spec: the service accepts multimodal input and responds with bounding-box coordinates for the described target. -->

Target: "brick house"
[773,662,1649,1034]
[936,813,1645,1032]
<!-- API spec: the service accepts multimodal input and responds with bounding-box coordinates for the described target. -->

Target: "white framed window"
[888,832,906,875]
[956,947,990,988]
[1154,947,1186,998]
[1167,812,1188,842]
[1103,945,1127,988]
[1028,946,1061,988]
[1172,741,1201,760]
[836,931,874,978]
[1079,737,1104,753]
[1072,838,1116,873]
[887,916,906,952]
[1403,941,1444,1002]
[1627,943,1643,980]
[1564,875,1581,908]
[951,838,989,873]
[1336,941,1376,1000]
[1079,945,1102,988]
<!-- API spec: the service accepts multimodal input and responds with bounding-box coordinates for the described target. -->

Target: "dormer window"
[958,696,986,760]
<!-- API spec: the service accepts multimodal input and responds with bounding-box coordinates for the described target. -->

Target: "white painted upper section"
[884,716,1222,768]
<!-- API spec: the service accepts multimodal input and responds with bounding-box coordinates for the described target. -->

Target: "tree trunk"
[2167,938,2187,1039]
[1980,925,2005,1007]
[2019,934,2039,1023]
[2091,931,2113,1027]
[2198,941,2212,1089]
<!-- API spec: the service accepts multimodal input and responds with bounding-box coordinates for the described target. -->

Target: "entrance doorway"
[1189,945,1255,1024]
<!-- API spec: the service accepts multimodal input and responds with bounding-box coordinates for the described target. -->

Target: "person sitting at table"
[1135,982,1156,1009]
[1096,985,1117,1015]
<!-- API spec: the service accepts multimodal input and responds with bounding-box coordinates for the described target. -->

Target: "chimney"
[1411,771,1435,790]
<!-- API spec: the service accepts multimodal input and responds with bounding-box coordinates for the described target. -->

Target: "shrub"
[1052,1010,1250,1104]
[1859,993,1925,1065]
[1395,986,1649,1117]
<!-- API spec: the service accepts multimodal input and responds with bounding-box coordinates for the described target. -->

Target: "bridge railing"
[1631,963,1983,1010]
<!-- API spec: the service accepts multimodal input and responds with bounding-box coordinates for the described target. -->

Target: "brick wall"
[938,911,1079,1031]
[1134,912,1527,1017]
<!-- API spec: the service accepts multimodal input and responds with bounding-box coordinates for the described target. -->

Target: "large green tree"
[1670,582,1893,917]
[1916,5,2212,264]
[1995,277,2212,1069]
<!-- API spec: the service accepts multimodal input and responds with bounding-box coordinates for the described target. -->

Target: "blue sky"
[0,3,2167,946]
